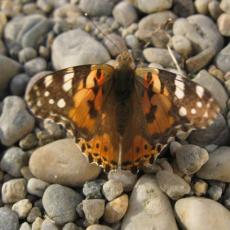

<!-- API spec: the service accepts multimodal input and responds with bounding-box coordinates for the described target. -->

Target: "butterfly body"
[25,51,220,172]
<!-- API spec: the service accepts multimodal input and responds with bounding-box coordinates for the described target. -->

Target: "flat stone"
[121,175,178,230]
[29,139,100,186]
[175,197,230,229]
[197,147,230,182]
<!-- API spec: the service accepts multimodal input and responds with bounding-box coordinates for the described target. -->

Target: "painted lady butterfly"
[25,51,220,172]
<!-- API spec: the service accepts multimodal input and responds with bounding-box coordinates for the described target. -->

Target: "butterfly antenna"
[84,13,125,54]
[167,44,183,74]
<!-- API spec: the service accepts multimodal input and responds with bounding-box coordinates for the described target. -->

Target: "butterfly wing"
[120,67,220,171]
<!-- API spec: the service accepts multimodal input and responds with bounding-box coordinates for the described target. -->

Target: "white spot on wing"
[44,75,53,88]
[36,100,42,107]
[44,91,50,97]
[191,108,196,114]
[196,85,204,98]
[204,111,208,118]
[62,72,74,92]
[49,99,54,104]
[196,101,202,108]
[57,98,66,108]
[175,76,185,99]
[179,107,187,116]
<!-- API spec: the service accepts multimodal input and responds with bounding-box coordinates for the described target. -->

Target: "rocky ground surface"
[1,0,230,229]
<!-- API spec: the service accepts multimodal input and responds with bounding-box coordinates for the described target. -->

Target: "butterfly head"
[116,51,135,70]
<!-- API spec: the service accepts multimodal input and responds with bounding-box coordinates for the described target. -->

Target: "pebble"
[0,12,7,36]
[121,175,178,230]
[1,147,28,177]
[217,13,230,37]
[32,217,43,230]
[12,199,33,219]
[207,185,223,200]
[63,223,82,230]
[125,34,139,50]
[156,170,191,200]
[208,0,222,19]
[19,133,38,150]
[40,218,59,230]
[103,33,127,57]
[215,42,230,72]
[220,0,230,13]
[1,0,21,17]
[18,47,37,64]
[171,35,192,58]
[0,55,21,98]
[0,207,19,230]
[27,207,41,224]
[24,57,47,76]
[197,146,230,182]
[133,0,173,13]
[135,11,177,48]
[175,197,230,229]
[83,180,104,199]
[27,178,49,197]
[10,73,30,96]
[37,0,54,13]
[103,194,128,224]
[21,166,33,181]
[173,0,195,17]
[0,96,35,146]
[86,225,112,230]
[52,28,110,70]
[42,184,82,225]
[108,170,137,192]
[20,222,31,230]
[112,1,137,27]
[2,178,27,203]
[82,199,105,224]
[193,180,208,196]
[79,0,116,16]
[0,39,6,55]
[194,70,228,111]
[102,180,123,201]
[174,144,209,175]
[29,139,100,186]
[194,0,210,14]
[143,48,180,67]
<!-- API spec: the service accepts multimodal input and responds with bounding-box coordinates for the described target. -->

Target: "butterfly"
[25,51,220,172]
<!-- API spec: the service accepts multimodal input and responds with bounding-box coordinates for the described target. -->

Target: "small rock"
[103,194,128,224]
[20,222,31,230]
[83,180,104,199]
[79,0,116,16]
[194,0,210,14]
[82,199,105,224]
[42,184,82,225]
[2,178,27,203]
[171,35,192,58]
[63,223,81,230]
[133,0,173,13]
[19,133,38,150]
[218,13,230,37]
[32,217,43,230]
[207,185,223,200]
[156,170,191,200]
[108,170,137,192]
[27,207,41,224]
[125,34,140,49]
[24,57,47,76]
[0,207,19,230]
[12,199,32,219]
[215,43,230,72]
[102,180,123,201]
[21,167,34,180]
[37,0,54,13]
[197,147,230,182]
[173,0,195,17]
[193,180,208,196]
[0,96,35,146]
[27,178,49,197]
[86,225,112,230]
[0,55,21,98]
[175,197,230,229]
[220,0,230,13]
[29,139,100,186]
[10,73,30,96]
[208,0,222,19]
[0,12,7,36]
[1,147,28,177]
[41,218,58,230]
[121,175,178,230]
[143,48,181,68]
[112,1,137,27]
[175,144,209,175]
[18,47,37,64]
[52,29,110,70]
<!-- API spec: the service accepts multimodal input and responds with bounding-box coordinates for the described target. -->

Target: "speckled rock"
[1,147,28,177]
[83,180,104,199]
[2,178,27,203]
[133,0,173,13]
[29,139,100,186]
[156,170,191,200]
[197,147,230,182]
[0,96,35,146]
[52,28,110,70]
[42,184,82,225]
[121,175,178,230]
[175,197,230,229]
[12,199,32,219]
[0,207,19,230]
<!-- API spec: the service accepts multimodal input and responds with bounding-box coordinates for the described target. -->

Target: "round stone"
[102,180,123,201]
[83,180,104,199]
[42,184,82,225]
[27,178,49,197]
[215,43,230,72]
[27,207,41,224]
[86,225,112,230]
[10,73,30,96]
[12,199,32,219]
[24,57,47,76]
[0,207,19,230]
[18,47,37,64]
[171,35,192,58]
[193,180,208,196]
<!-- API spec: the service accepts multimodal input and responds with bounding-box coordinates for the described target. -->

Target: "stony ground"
[1,0,230,229]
